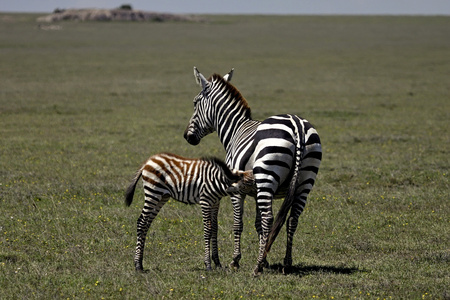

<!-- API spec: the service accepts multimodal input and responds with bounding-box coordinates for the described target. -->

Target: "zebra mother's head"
[184,67,234,145]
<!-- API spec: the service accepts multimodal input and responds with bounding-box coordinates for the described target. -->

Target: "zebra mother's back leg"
[229,194,245,270]
[283,143,322,274]
[252,169,281,276]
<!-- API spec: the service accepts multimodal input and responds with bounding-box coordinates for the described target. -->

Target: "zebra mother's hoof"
[135,262,148,273]
[135,267,149,273]
[282,265,292,275]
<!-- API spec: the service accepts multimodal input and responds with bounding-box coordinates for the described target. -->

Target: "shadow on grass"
[180,262,362,277]
[268,263,361,277]
[0,254,19,264]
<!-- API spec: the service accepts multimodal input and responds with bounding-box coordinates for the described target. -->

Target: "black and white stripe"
[184,68,322,275]
[125,152,252,271]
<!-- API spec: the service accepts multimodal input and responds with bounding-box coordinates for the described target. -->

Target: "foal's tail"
[264,116,305,257]
[124,168,142,207]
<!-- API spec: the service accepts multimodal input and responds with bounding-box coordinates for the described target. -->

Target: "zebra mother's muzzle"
[184,130,201,145]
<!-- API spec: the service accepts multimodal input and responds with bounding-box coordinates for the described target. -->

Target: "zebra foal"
[125,152,253,272]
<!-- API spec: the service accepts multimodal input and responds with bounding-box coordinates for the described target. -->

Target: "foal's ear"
[223,68,234,82]
[193,66,208,90]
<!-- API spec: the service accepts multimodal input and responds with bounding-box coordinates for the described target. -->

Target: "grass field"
[1,13,449,299]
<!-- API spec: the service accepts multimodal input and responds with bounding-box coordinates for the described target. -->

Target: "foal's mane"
[209,74,252,120]
[202,156,240,181]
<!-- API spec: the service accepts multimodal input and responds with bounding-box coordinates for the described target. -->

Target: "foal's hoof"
[229,261,240,271]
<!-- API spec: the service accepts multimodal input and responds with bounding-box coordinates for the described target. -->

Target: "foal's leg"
[200,201,213,270]
[134,195,168,271]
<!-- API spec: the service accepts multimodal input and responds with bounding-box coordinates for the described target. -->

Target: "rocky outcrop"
[36,8,204,23]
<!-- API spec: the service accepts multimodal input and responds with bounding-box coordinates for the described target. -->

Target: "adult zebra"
[184,68,322,276]
[125,152,253,271]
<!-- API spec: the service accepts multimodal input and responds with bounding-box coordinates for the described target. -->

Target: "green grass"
[1,13,449,299]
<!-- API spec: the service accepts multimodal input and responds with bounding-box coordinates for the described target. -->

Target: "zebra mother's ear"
[193,66,208,90]
[223,68,234,82]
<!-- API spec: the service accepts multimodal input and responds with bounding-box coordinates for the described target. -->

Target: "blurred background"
[2,0,450,15]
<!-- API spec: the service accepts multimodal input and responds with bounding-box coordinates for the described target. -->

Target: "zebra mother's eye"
[194,92,206,105]
[201,86,211,96]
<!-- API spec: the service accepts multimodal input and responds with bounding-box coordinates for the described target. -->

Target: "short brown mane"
[210,74,252,120]
[202,156,240,181]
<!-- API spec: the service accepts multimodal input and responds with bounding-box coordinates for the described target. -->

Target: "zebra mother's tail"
[125,168,142,207]
[264,117,304,257]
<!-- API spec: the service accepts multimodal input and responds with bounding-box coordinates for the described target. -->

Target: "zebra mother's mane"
[209,74,252,120]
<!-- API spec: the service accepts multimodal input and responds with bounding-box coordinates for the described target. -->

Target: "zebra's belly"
[244,181,290,200]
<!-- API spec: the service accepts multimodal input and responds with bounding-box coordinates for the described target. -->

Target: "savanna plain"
[0,13,449,299]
